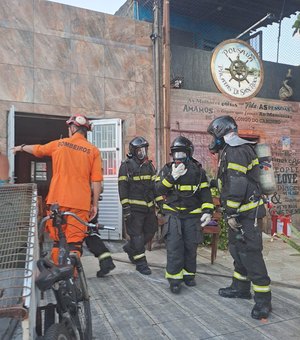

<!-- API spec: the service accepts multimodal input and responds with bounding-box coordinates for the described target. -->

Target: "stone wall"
[0,0,155,157]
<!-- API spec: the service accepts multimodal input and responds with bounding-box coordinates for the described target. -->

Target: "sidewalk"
[81,234,300,339]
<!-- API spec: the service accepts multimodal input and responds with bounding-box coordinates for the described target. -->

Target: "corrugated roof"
[138,0,299,31]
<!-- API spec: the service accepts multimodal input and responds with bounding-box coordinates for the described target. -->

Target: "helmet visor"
[173,151,187,162]
[136,147,147,160]
[209,136,224,154]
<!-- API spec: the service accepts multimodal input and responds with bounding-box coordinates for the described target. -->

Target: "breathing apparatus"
[170,136,194,166]
[128,136,149,163]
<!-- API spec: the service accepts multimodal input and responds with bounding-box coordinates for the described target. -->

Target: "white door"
[88,119,123,240]
[7,105,15,183]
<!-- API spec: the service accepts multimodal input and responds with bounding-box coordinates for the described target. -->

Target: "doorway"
[14,113,68,211]
[13,113,123,240]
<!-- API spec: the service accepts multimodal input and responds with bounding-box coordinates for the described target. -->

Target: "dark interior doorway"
[15,113,68,210]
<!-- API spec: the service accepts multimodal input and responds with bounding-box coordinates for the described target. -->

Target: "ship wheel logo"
[226,55,249,86]
[211,39,264,101]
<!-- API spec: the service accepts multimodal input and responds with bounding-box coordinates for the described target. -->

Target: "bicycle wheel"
[44,322,72,340]
[70,259,92,340]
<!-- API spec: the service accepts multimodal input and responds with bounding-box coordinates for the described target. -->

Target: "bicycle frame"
[36,203,115,340]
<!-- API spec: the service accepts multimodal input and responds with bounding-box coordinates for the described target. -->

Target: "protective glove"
[171,163,187,180]
[200,213,212,227]
[226,215,242,231]
[123,206,131,221]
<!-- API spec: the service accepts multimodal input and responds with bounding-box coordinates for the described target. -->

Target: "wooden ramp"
[86,264,300,340]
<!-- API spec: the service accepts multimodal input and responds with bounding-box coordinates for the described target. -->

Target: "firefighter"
[13,114,102,265]
[85,187,115,277]
[85,220,115,277]
[118,137,158,275]
[155,136,214,294]
[207,115,271,320]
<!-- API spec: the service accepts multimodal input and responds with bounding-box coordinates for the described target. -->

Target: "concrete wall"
[0,0,155,157]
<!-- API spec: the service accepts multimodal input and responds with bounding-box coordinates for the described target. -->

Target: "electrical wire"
[276,0,286,63]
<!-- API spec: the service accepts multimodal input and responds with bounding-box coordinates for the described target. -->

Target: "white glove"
[200,213,212,227]
[227,216,242,231]
[171,163,187,180]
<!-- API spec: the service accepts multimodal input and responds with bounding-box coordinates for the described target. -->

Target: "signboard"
[211,39,264,101]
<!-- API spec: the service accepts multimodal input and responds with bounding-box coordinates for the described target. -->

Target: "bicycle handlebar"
[62,211,116,231]
[39,209,116,234]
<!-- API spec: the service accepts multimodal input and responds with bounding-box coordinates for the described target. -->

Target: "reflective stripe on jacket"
[118,157,158,212]
[218,144,266,218]
[155,159,214,218]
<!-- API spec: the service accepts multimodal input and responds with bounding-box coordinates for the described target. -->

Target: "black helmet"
[207,115,237,154]
[170,136,194,158]
[207,115,238,139]
[129,136,149,160]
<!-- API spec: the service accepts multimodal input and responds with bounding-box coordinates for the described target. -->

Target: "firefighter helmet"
[170,136,194,158]
[66,114,91,131]
[207,115,237,139]
[207,115,237,153]
[129,136,149,160]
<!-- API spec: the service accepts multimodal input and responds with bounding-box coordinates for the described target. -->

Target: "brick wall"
[171,89,300,229]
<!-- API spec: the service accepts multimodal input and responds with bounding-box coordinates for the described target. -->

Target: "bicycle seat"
[36,257,73,291]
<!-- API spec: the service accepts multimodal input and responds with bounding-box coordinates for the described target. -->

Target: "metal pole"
[152,0,162,171]
[236,13,273,39]
[162,0,170,165]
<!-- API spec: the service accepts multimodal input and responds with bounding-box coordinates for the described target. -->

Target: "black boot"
[136,262,151,275]
[169,279,182,294]
[219,277,252,299]
[97,257,116,277]
[183,275,196,287]
[251,302,272,319]
[123,243,135,264]
[251,292,272,320]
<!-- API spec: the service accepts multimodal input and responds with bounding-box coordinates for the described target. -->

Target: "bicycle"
[35,203,115,340]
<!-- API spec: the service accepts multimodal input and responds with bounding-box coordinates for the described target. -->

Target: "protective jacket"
[155,159,214,217]
[118,157,158,212]
[217,143,266,219]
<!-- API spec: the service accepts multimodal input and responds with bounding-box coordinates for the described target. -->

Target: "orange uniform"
[33,133,102,210]
[0,152,9,182]
[33,133,103,263]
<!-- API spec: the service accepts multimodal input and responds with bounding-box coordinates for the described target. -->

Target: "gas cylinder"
[276,215,284,234]
[271,212,278,235]
[255,143,277,195]
[282,215,292,237]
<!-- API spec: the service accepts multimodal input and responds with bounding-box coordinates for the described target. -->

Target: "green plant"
[218,218,228,250]
[203,217,228,250]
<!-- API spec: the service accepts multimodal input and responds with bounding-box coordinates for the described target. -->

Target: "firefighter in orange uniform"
[13,115,114,276]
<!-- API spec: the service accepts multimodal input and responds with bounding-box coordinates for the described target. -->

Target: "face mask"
[136,147,147,160]
[208,136,224,154]
[173,151,188,164]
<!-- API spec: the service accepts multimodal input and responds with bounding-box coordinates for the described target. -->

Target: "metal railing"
[0,183,38,320]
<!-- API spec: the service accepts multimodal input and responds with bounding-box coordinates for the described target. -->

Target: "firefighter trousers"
[163,215,202,279]
[228,216,271,288]
[125,209,158,264]
[85,233,110,258]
